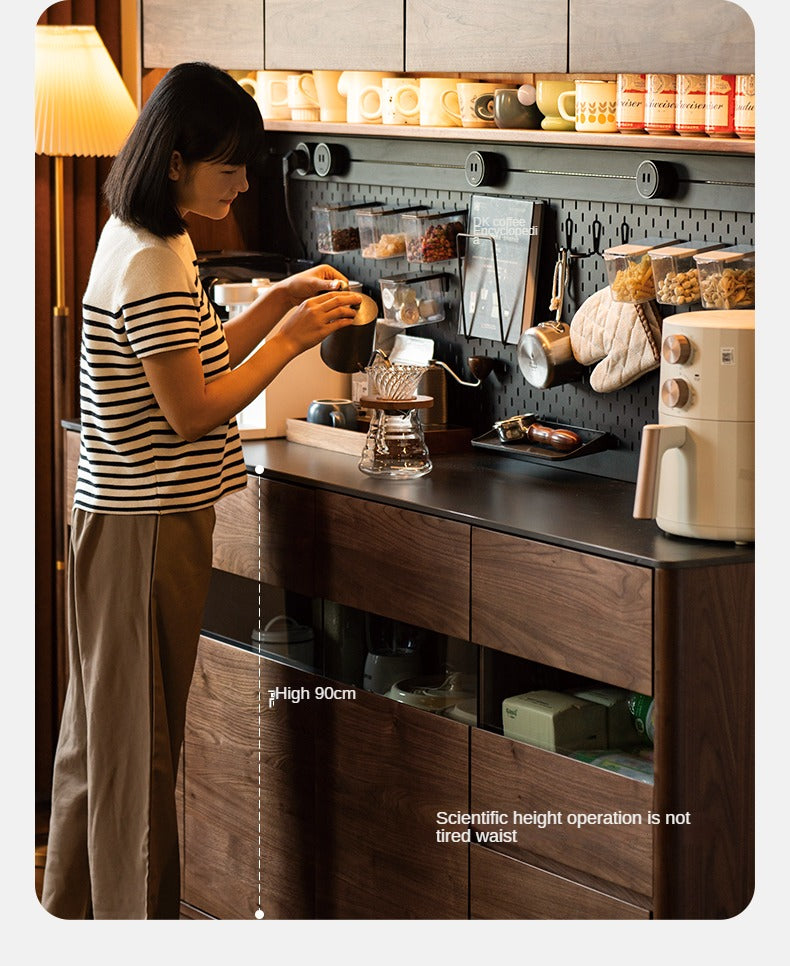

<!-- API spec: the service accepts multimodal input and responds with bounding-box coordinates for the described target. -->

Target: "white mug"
[287,72,320,122]
[338,71,395,123]
[238,70,290,120]
[312,69,346,123]
[558,79,617,133]
[418,77,461,127]
[456,82,501,128]
[360,76,421,125]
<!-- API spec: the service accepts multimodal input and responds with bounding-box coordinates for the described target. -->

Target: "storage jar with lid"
[313,202,373,254]
[357,205,427,259]
[648,240,723,306]
[694,245,755,309]
[378,272,449,325]
[401,209,466,263]
[603,237,679,303]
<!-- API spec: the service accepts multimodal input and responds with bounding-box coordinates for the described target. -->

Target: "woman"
[41,62,360,920]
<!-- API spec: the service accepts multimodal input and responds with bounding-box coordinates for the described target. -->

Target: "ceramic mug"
[558,79,617,133]
[535,78,575,131]
[306,398,358,430]
[418,77,461,127]
[238,70,290,120]
[338,71,395,123]
[359,76,421,125]
[287,72,320,121]
[456,82,501,128]
[312,69,346,123]
[475,87,542,129]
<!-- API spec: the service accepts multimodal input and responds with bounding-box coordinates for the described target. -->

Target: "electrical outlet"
[465,150,506,188]
[313,142,350,178]
[292,142,314,176]
[636,159,677,199]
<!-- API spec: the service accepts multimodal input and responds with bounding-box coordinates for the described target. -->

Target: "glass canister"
[604,237,679,302]
[357,205,426,259]
[694,245,755,309]
[648,241,723,305]
[378,272,448,325]
[313,202,373,253]
[402,209,466,263]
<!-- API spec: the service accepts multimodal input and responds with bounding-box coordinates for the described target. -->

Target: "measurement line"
[255,467,264,920]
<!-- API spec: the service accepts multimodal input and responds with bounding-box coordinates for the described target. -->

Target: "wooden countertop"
[243,437,754,570]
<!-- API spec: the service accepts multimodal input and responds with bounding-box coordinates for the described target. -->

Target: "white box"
[502,690,606,753]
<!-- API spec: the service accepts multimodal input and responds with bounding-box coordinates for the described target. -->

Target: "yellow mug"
[558,79,617,133]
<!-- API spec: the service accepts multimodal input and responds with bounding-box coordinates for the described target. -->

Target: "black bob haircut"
[104,62,265,238]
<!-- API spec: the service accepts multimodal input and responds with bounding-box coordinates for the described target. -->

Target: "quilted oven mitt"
[569,286,662,392]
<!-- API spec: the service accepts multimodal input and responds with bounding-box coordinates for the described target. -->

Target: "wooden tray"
[286,418,475,457]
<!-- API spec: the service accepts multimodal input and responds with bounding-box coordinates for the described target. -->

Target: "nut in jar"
[648,241,724,306]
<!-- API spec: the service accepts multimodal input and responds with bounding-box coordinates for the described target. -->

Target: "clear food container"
[357,205,426,260]
[604,237,679,303]
[313,202,373,254]
[378,272,449,325]
[402,209,467,263]
[694,245,755,309]
[648,240,724,306]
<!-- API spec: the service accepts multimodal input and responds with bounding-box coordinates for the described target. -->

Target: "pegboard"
[282,164,754,483]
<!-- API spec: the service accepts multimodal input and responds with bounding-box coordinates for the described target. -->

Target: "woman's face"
[169,153,249,220]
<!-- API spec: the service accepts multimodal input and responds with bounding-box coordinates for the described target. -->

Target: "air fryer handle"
[633,424,688,520]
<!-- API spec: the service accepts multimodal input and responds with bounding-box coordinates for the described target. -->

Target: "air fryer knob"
[661,377,691,409]
[663,333,692,365]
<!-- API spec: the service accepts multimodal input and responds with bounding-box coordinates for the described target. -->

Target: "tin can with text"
[734,73,755,138]
[616,73,646,132]
[675,73,707,136]
[644,73,677,134]
[705,73,736,137]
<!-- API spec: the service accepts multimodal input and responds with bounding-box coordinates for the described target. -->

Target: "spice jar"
[401,209,466,263]
[648,241,723,305]
[694,245,755,309]
[357,205,427,259]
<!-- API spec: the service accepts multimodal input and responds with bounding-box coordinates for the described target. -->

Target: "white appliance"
[213,281,351,438]
[633,309,754,542]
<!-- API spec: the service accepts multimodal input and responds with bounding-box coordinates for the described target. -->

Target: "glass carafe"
[359,362,433,478]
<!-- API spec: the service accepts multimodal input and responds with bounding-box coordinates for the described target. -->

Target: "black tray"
[472,421,617,462]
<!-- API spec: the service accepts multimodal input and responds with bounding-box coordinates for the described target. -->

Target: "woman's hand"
[274,288,361,356]
[278,264,349,307]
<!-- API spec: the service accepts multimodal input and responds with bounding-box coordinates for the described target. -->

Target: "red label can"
[675,73,707,136]
[644,73,677,134]
[705,74,736,137]
[616,73,646,132]
[734,73,755,139]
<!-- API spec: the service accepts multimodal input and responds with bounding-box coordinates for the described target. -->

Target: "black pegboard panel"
[282,172,753,483]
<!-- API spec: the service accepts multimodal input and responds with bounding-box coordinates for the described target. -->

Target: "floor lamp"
[34,24,138,705]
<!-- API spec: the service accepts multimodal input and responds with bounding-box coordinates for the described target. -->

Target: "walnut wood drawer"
[470,844,650,919]
[471,728,654,899]
[471,528,653,693]
[314,491,470,639]
[213,476,314,596]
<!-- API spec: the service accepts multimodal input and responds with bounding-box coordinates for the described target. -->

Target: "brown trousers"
[41,506,215,919]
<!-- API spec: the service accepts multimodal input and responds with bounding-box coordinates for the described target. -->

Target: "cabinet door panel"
[470,844,650,919]
[471,729,653,898]
[183,636,316,919]
[265,0,404,70]
[569,0,754,73]
[142,0,264,68]
[406,0,567,73]
[314,491,470,638]
[315,687,469,919]
[213,476,314,596]
[471,528,652,693]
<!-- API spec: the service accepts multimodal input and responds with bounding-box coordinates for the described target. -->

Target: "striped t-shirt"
[74,216,247,514]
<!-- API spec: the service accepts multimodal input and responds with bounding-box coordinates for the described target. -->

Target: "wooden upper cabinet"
[142,0,265,69]
[264,0,405,70]
[569,0,755,74]
[406,0,568,73]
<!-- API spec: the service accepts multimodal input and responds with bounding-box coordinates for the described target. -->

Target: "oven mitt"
[569,286,662,392]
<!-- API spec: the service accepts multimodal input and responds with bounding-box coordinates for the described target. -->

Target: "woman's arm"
[142,288,360,441]
[222,265,350,366]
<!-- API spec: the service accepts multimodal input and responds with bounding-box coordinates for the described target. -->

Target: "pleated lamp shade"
[35,24,138,158]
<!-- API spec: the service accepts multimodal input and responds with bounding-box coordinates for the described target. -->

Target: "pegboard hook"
[564,214,603,259]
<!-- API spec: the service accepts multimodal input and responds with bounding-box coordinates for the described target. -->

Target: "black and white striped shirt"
[75,216,247,514]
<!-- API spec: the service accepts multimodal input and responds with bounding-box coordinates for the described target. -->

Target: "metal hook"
[566,215,603,260]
